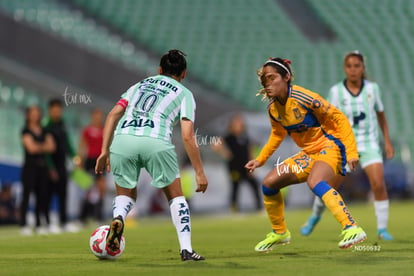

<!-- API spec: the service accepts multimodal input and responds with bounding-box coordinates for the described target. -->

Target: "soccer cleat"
[48,224,62,234]
[63,222,80,233]
[254,230,291,252]
[36,226,49,235]
[106,215,124,255]
[338,226,367,249]
[20,226,33,236]
[378,228,394,240]
[300,215,321,236]
[180,249,205,261]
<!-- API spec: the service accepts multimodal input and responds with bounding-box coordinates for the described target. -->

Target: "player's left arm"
[376,111,394,159]
[95,104,125,174]
[373,84,394,159]
[312,96,359,170]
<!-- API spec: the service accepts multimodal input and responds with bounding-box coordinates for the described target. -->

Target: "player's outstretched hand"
[195,173,208,193]
[95,152,110,174]
[348,158,359,172]
[245,159,261,173]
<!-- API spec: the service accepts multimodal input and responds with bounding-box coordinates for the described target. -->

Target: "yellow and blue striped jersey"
[256,85,358,165]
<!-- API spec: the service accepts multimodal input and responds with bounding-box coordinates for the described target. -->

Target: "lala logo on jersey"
[121,118,155,128]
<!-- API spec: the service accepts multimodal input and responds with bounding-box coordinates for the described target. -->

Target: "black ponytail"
[160,49,187,77]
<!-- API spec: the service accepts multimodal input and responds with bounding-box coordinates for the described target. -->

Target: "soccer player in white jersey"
[301,51,394,240]
[95,49,208,261]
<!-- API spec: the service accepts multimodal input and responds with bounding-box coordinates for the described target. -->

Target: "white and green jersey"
[114,75,195,143]
[328,80,384,152]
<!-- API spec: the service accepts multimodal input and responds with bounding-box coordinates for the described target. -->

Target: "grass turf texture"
[0,201,413,276]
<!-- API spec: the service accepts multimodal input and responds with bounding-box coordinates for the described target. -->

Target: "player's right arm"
[245,115,286,172]
[181,119,208,193]
[95,104,125,174]
[373,84,394,159]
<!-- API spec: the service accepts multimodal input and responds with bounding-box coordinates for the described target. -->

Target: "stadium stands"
[310,0,414,145]
[0,0,412,161]
[0,0,154,72]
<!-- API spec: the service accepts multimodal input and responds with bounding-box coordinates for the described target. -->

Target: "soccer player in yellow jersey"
[245,57,367,251]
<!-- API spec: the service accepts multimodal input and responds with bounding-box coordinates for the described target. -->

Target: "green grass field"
[0,201,413,276]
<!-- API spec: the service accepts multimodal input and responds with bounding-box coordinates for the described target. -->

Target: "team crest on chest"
[293,108,302,119]
[367,92,373,102]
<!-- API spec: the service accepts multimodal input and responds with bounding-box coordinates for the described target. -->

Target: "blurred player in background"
[245,57,367,251]
[95,49,208,261]
[212,113,261,212]
[301,51,394,240]
[44,99,79,233]
[20,106,55,235]
[0,182,18,225]
[78,108,106,224]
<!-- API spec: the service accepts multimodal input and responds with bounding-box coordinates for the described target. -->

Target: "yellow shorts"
[283,143,346,183]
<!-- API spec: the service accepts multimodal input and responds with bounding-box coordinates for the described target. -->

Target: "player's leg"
[56,165,70,230]
[144,140,204,261]
[36,167,51,234]
[105,148,138,255]
[364,162,393,240]
[95,174,106,222]
[20,166,34,235]
[106,184,136,255]
[33,171,42,231]
[230,170,240,212]
[301,174,345,236]
[308,158,366,248]
[162,178,204,261]
[254,153,307,252]
[243,171,262,210]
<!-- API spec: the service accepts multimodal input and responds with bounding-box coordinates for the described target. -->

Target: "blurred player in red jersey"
[78,108,106,223]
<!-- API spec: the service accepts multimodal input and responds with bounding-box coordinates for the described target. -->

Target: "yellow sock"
[321,188,356,229]
[264,192,287,234]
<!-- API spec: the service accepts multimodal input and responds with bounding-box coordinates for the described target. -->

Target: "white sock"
[169,196,192,252]
[312,196,325,218]
[374,199,389,230]
[112,195,135,221]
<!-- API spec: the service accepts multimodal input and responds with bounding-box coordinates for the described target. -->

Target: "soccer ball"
[89,225,125,260]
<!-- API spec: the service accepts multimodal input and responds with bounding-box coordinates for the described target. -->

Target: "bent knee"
[263,176,274,188]
[261,184,279,196]
[307,176,321,189]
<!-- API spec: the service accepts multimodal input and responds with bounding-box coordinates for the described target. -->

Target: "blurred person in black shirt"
[44,99,79,233]
[20,106,55,235]
[212,114,262,212]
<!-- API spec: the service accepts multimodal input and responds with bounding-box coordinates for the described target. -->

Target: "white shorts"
[359,148,383,169]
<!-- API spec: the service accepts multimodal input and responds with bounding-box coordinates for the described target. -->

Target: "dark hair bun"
[168,49,186,62]
[160,49,187,76]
